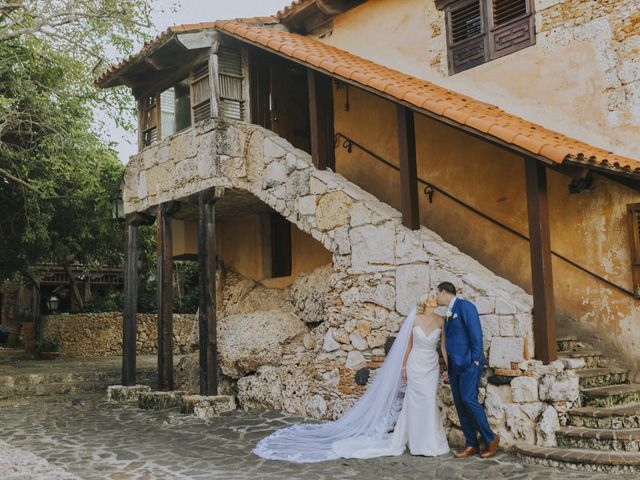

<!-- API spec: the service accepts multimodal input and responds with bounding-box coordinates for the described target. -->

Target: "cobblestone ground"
[0,393,629,480]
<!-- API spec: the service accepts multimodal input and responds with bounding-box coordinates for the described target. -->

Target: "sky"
[99,0,291,163]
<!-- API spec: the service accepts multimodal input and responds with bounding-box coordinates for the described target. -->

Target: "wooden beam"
[122,217,139,386]
[396,105,420,230]
[198,188,224,396]
[307,69,335,171]
[525,158,557,364]
[156,203,174,391]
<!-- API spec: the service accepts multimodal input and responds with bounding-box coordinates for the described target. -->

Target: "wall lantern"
[110,187,125,221]
[46,295,60,313]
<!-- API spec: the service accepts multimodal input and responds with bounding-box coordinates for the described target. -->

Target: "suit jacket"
[444,298,486,372]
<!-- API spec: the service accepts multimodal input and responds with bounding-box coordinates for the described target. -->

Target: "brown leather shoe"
[480,433,500,458]
[453,446,479,458]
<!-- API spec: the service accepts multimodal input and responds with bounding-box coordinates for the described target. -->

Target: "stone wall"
[41,312,196,357]
[123,119,580,447]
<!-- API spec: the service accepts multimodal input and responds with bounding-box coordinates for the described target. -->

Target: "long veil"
[253,307,417,463]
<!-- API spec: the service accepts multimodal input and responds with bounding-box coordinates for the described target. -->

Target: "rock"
[345,351,367,370]
[349,223,396,273]
[180,395,237,419]
[560,357,586,370]
[263,161,288,189]
[303,334,316,350]
[237,366,283,411]
[505,404,536,443]
[511,376,539,403]
[355,320,371,338]
[484,384,511,424]
[489,337,524,369]
[323,330,341,352]
[306,394,328,419]
[289,264,333,324]
[539,371,580,402]
[218,310,308,378]
[316,191,351,231]
[395,264,431,315]
[536,405,559,447]
[138,391,186,410]
[107,385,151,404]
[349,331,368,350]
[366,331,387,349]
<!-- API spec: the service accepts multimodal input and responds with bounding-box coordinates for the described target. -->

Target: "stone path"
[0,393,634,480]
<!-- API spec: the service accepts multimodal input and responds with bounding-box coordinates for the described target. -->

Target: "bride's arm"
[402,331,413,371]
[440,318,448,369]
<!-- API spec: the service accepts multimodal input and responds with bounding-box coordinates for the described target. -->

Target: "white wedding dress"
[332,325,449,458]
[253,307,450,463]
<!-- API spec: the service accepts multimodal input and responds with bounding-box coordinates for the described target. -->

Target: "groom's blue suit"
[445,297,495,448]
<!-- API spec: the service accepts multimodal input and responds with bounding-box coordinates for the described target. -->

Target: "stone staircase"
[515,336,640,473]
[0,352,157,400]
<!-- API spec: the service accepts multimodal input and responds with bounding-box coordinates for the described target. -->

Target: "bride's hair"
[416,292,430,314]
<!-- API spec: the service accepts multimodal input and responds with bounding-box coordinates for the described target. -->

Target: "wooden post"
[307,69,335,171]
[525,158,557,364]
[122,216,139,386]
[156,203,175,391]
[198,188,224,396]
[396,105,420,230]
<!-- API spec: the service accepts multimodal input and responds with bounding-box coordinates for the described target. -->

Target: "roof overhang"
[277,0,367,33]
[214,20,640,182]
[96,25,219,89]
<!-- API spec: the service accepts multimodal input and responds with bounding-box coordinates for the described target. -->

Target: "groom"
[437,282,500,459]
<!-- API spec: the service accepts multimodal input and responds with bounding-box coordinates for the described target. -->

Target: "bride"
[253,293,450,462]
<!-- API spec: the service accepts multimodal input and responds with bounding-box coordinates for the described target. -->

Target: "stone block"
[489,337,524,369]
[316,191,352,231]
[107,385,151,404]
[138,390,186,410]
[511,376,539,403]
[395,263,431,315]
[179,395,237,419]
[348,223,396,273]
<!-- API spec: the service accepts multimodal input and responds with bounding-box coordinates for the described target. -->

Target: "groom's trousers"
[449,363,494,448]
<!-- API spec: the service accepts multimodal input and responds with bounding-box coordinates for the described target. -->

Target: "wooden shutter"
[446,0,488,74]
[140,95,159,148]
[488,0,535,59]
[218,45,245,121]
[190,61,211,124]
[628,203,640,298]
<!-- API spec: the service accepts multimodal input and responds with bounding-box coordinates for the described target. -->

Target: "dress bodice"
[412,326,440,350]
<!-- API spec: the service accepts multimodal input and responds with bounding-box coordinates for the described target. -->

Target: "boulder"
[237,366,283,411]
[289,264,333,324]
[218,310,308,378]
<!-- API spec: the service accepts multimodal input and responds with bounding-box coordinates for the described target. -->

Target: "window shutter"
[190,61,211,123]
[628,203,640,298]
[488,0,535,59]
[447,0,488,74]
[140,95,158,148]
[218,45,245,121]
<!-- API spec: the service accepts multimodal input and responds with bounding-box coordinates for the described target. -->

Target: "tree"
[0,0,160,281]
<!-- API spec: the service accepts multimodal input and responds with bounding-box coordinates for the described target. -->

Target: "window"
[218,45,246,121]
[190,61,211,123]
[442,0,535,74]
[140,95,158,148]
[628,203,640,298]
[159,78,191,137]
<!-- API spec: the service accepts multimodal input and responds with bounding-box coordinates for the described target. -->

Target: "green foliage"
[0,0,160,279]
[36,335,60,353]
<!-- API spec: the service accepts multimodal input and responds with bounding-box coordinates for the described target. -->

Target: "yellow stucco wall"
[315,0,640,162]
[332,81,640,366]
[173,213,332,289]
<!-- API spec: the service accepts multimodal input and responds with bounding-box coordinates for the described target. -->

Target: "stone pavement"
[0,393,634,480]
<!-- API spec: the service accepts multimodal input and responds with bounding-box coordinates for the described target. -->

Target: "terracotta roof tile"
[217,21,640,174]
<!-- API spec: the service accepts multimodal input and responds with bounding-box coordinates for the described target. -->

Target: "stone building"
[96,0,640,471]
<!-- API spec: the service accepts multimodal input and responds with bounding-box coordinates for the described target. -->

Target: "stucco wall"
[332,81,640,368]
[315,0,640,160]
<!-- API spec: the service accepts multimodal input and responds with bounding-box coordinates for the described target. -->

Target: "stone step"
[568,404,640,429]
[0,370,156,399]
[577,368,630,389]
[557,426,640,451]
[582,384,640,408]
[557,336,581,352]
[515,444,640,474]
[558,349,605,369]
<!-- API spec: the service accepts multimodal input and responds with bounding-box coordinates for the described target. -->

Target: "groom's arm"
[460,301,483,363]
